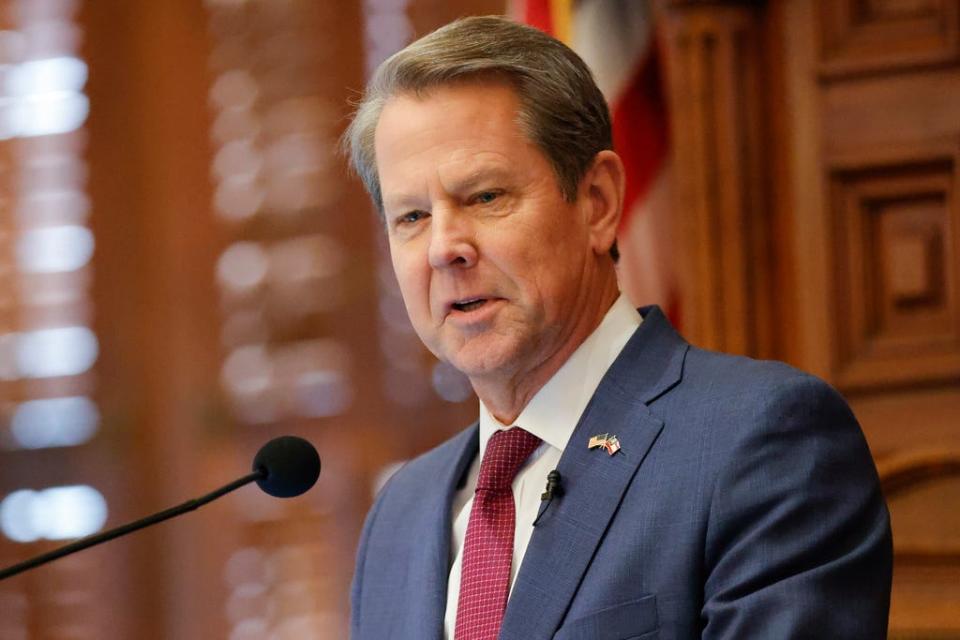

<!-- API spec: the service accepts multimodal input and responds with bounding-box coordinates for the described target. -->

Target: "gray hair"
[341,15,613,215]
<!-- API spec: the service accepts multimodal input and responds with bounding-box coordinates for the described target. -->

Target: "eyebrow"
[383,193,427,215]
[443,165,513,195]
[383,165,514,213]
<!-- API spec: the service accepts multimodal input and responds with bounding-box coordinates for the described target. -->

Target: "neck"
[472,270,621,425]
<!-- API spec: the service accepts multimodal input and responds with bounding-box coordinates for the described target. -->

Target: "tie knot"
[476,427,541,492]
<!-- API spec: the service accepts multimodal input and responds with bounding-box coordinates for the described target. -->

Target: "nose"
[427,210,478,269]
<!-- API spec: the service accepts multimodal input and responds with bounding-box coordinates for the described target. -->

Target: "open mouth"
[451,298,488,313]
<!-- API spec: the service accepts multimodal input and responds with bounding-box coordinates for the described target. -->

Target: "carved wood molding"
[877,450,960,599]
[817,0,960,79]
[827,141,960,392]
[878,448,960,498]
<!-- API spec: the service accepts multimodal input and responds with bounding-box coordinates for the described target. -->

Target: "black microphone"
[533,469,563,527]
[540,470,563,501]
[0,435,320,581]
[253,435,321,497]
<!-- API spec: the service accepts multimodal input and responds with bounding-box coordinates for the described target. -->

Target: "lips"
[451,297,487,312]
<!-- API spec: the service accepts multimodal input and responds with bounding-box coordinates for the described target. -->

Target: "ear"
[580,150,625,256]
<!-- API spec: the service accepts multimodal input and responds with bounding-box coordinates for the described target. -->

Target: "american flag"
[588,433,622,455]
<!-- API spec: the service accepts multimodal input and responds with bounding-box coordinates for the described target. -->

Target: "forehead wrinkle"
[436,151,514,193]
[378,142,441,213]
[380,164,430,212]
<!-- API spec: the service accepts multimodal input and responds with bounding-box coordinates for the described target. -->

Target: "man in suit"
[342,15,892,640]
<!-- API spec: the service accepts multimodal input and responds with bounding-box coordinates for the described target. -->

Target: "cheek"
[518,231,588,300]
[390,250,432,318]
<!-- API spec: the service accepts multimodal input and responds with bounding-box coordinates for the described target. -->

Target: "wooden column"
[660,1,777,358]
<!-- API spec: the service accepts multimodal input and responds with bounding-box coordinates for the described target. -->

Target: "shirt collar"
[478,294,641,457]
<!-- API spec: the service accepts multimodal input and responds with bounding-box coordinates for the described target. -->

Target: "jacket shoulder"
[682,346,824,392]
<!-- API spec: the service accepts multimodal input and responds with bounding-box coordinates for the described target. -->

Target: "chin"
[444,339,526,381]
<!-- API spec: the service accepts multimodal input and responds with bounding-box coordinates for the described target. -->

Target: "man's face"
[374,82,606,387]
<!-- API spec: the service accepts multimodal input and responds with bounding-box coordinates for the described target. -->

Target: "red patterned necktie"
[454,427,542,640]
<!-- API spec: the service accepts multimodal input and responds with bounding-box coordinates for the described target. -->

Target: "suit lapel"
[401,424,478,640]
[499,306,688,639]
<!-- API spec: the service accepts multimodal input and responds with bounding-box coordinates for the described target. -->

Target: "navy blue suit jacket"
[351,307,892,639]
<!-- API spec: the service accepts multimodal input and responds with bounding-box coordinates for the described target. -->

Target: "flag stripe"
[550,0,574,44]
[523,0,555,35]
[613,38,669,228]
[572,0,651,102]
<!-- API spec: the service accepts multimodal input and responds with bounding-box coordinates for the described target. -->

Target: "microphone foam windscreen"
[253,436,321,498]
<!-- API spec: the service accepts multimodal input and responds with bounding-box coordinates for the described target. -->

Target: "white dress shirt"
[443,295,642,638]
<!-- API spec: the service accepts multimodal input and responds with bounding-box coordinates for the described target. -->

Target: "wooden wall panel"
[823,67,960,156]
[828,145,960,391]
[818,0,960,78]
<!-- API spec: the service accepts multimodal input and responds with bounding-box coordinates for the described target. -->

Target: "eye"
[396,210,428,226]
[472,190,500,205]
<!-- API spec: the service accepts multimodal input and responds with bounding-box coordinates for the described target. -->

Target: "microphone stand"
[0,470,264,581]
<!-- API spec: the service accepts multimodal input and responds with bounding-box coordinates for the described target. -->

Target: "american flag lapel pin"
[588,433,621,456]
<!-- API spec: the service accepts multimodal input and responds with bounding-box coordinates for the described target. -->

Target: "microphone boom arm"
[0,469,265,581]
